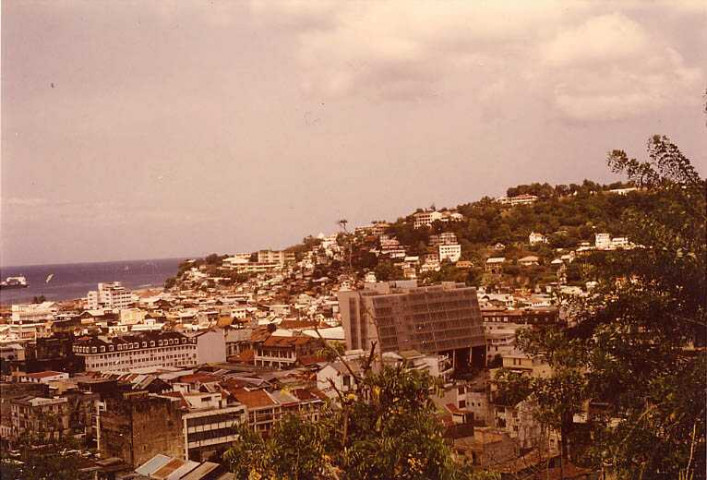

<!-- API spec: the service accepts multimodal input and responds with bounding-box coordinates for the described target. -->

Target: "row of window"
[75,337,193,354]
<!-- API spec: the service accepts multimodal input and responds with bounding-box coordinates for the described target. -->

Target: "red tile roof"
[231,389,276,409]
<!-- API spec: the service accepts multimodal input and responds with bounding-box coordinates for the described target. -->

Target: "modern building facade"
[86,282,133,310]
[338,281,485,369]
[257,250,296,265]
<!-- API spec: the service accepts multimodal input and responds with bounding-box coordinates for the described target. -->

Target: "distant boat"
[0,275,29,290]
[46,273,54,284]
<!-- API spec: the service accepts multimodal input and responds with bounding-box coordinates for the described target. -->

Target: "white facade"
[180,393,246,459]
[595,233,611,250]
[257,250,296,265]
[528,232,548,245]
[438,244,462,263]
[11,302,57,324]
[86,282,133,310]
[73,334,198,372]
[611,237,630,249]
[192,329,227,365]
[498,194,538,206]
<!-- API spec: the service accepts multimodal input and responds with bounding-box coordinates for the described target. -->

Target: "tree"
[500,136,706,479]
[225,363,495,480]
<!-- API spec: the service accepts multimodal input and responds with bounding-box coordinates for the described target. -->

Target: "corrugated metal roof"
[135,454,172,476]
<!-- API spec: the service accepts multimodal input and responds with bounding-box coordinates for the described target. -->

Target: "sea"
[0,258,184,305]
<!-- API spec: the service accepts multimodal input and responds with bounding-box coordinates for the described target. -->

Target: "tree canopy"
[497,136,706,479]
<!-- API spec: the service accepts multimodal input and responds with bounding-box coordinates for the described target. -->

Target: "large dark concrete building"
[338,281,486,369]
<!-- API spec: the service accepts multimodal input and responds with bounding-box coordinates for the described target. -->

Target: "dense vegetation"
[496,136,706,479]
[225,360,494,480]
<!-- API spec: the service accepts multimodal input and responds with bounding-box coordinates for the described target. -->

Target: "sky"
[2,0,706,267]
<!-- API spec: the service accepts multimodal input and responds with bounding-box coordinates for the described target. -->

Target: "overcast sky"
[2,1,706,266]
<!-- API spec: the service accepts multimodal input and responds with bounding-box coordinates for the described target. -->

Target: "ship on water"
[0,275,29,289]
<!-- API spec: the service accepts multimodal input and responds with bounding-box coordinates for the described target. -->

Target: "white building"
[86,282,133,310]
[498,194,538,206]
[413,210,464,229]
[595,233,611,250]
[438,244,462,263]
[178,391,247,460]
[257,250,296,265]
[190,329,227,365]
[413,210,443,228]
[73,332,198,371]
[611,237,630,249]
[9,303,56,340]
[429,232,458,246]
[11,302,57,324]
[528,232,548,245]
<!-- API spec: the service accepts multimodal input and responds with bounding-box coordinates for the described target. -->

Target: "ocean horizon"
[0,257,186,305]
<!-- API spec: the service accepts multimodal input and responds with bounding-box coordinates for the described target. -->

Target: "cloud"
[541,13,649,67]
[252,0,566,101]
[249,2,704,121]
[538,13,704,121]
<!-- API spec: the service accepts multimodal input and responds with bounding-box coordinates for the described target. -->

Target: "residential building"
[413,210,464,229]
[11,302,57,324]
[253,335,322,369]
[379,235,406,258]
[9,303,57,340]
[485,257,506,274]
[228,387,324,435]
[429,232,458,247]
[17,370,69,384]
[611,237,630,249]
[595,233,611,250]
[10,395,71,441]
[338,281,485,369]
[257,250,296,265]
[175,391,247,461]
[498,194,538,206]
[528,232,548,245]
[73,332,198,371]
[317,361,361,399]
[413,210,443,228]
[86,282,134,310]
[189,329,227,365]
[439,244,462,263]
[518,255,539,267]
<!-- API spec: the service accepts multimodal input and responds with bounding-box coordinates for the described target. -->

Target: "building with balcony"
[86,282,133,310]
[176,392,247,461]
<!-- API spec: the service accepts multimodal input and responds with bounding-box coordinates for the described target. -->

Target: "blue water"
[0,258,184,305]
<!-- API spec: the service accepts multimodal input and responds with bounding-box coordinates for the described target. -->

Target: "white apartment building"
[73,332,198,371]
[86,282,133,310]
[611,237,630,249]
[257,250,296,265]
[230,262,280,274]
[11,302,57,324]
[498,194,538,206]
[528,232,548,245]
[429,232,458,246]
[413,210,443,228]
[178,392,247,461]
[595,233,611,250]
[413,211,464,229]
[438,244,462,263]
[9,303,57,340]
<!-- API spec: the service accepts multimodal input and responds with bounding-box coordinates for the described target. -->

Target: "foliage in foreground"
[224,366,494,480]
[496,136,706,479]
